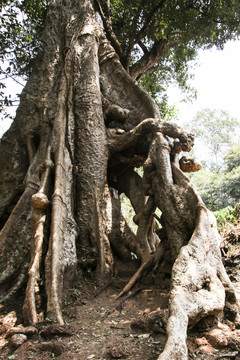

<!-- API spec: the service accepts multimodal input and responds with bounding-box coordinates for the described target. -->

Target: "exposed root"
[116,242,164,299]
[107,118,194,154]
[94,185,114,282]
[0,186,36,302]
[22,157,53,324]
[45,68,69,325]
[158,207,240,360]
[135,196,156,260]
[102,288,143,321]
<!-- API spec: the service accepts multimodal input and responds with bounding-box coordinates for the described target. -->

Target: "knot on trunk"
[31,193,49,210]
[44,159,54,169]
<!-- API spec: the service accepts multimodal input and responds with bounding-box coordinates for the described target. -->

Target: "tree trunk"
[0,0,239,357]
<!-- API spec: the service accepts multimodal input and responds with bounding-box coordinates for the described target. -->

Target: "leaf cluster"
[108,0,240,51]
[214,202,240,231]
[190,141,240,212]
[99,0,240,82]
[1,0,240,120]
[0,0,48,120]
[1,0,240,83]
[0,0,48,77]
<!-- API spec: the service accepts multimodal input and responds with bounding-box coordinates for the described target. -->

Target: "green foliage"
[190,141,240,211]
[189,169,225,211]
[108,0,240,52]
[186,108,240,171]
[224,143,240,172]
[221,165,240,204]
[139,73,179,120]
[214,203,240,231]
[157,96,179,122]
[105,0,240,91]
[0,0,48,77]
[0,0,48,118]
[1,0,240,120]
[120,193,137,233]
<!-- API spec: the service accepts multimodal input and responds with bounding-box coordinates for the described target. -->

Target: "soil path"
[1,259,240,360]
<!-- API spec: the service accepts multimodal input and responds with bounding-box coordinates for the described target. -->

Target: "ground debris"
[9,334,27,349]
[1,271,240,360]
[108,344,130,358]
[39,341,66,356]
[101,288,142,321]
[130,313,167,334]
[94,280,114,297]
[39,324,75,337]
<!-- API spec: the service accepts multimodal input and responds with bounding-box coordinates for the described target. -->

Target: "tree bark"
[0,0,239,358]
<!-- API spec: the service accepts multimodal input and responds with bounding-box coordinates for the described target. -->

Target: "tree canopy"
[1,0,240,117]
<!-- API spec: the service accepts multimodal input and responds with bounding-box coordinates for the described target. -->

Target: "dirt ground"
[1,245,240,360]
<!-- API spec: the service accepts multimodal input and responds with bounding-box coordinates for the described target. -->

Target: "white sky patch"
[168,40,240,125]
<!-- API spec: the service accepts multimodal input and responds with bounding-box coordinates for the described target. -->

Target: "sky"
[168,40,240,126]
[0,76,23,136]
[166,39,240,162]
[1,39,240,138]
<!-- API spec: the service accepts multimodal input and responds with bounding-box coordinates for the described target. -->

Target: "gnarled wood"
[22,156,53,324]
[0,2,238,359]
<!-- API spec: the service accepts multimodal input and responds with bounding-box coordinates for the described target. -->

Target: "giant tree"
[0,1,240,359]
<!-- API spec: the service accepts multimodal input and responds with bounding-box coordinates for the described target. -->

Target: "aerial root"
[157,208,240,360]
[102,288,143,321]
[22,156,53,324]
[116,242,164,300]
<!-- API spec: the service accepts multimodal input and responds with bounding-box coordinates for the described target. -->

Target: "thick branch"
[136,64,171,81]
[138,40,149,55]
[130,37,181,79]
[94,0,124,61]
[121,0,168,71]
[107,118,194,154]
[165,39,181,50]
[129,40,167,79]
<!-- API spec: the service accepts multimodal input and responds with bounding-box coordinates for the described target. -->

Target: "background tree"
[190,142,240,211]
[224,143,240,172]
[190,140,240,222]
[221,144,240,206]
[189,169,224,210]
[185,108,240,171]
[0,1,240,359]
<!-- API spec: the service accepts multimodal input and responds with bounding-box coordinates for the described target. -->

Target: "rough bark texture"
[0,0,239,357]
